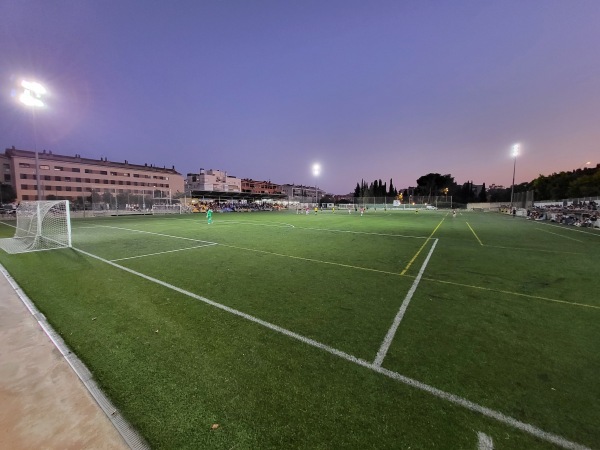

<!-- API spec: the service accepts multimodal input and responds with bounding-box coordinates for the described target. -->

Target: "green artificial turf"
[0,209,598,449]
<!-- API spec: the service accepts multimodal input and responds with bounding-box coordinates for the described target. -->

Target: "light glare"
[21,80,47,95]
[20,79,46,108]
[312,163,321,177]
[20,90,44,107]
[511,144,520,157]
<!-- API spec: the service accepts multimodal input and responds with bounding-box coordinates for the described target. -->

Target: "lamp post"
[19,79,47,201]
[509,143,520,213]
[312,163,320,207]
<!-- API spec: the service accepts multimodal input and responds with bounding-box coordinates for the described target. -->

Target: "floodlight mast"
[509,144,520,213]
[20,79,47,201]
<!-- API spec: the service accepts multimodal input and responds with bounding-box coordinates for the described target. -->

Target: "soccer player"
[207,207,213,224]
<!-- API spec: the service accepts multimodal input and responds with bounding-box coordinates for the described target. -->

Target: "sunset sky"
[2,1,599,194]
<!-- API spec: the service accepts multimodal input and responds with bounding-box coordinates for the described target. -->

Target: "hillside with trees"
[351,164,599,204]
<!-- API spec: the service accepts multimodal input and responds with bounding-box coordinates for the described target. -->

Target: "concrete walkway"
[0,271,130,449]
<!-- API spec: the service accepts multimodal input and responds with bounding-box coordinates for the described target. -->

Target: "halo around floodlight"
[511,143,520,157]
[312,163,321,177]
[20,79,46,107]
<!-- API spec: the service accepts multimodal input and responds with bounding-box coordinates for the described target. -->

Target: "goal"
[0,200,72,254]
[151,204,183,214]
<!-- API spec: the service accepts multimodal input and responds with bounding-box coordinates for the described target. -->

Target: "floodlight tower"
[20,79,47,200]
[509,143,520,212]
[312,163,321,206]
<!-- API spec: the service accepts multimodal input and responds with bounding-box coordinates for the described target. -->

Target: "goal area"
[0,200,72,254]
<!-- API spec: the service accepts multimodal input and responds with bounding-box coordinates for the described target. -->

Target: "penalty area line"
[70,246,590,450]
[110,243,217,262]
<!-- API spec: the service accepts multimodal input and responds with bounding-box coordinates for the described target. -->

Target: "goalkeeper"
[206,207,213,224]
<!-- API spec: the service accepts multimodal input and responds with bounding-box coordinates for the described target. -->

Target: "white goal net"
[0,200,72,254]
[151,204,184,215]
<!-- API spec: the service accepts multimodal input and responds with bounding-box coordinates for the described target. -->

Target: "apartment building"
[279,183,324,201]
[185,169,241,194]
[241,179,283,195]
[2,147,185,203]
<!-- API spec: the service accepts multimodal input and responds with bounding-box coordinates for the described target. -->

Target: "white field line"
[534,220,600,238]
[201,220,296,228]
[373,239,438,367]
[297,225,428,239]
[180,218,427,239]
[535,227,584,243]
[477,244,581,255]
[89,225,217,245]
[71,245,590,450]
[82,224,596,309]
[477,432,494,450]
[110,243,217,262]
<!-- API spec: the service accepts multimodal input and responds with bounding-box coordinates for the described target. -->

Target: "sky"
[1,1,599,195]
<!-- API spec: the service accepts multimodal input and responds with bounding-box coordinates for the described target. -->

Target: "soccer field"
[1,210,598,449]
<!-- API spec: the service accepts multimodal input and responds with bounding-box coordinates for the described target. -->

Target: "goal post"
[0,200,72,254]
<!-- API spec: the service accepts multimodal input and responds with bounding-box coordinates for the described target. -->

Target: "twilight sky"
[1,1,599,194]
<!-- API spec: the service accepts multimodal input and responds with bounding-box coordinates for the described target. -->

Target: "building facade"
[185,169,241,194]
[279,184,325,202]
[3,147,185,203]
[241,179,283,195]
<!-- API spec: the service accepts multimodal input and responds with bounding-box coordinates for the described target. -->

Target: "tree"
[416,173,455,198]
[478,183,487,202]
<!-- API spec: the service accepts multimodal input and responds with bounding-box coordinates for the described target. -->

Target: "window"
[110,180,116,185]
[110,171,117,176]
[72,168,81,173]
[66,186,72,192]
[40,165,50,170]
[85,178,91,183]
[56,186,63,191]
[20,174,28,179]
[65,177,71,182]
[54,166,63,171]
[4,175,10,182]
[75,178,81,183]
[103,180,108,184]
[55,176,62,181]
[44,175,51,181]
[100,171,107,175]
[19,163,30,168]
[3,163,9,169]
[21,184,29,190]
[94,179,100,183]
[85,169,92,173]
